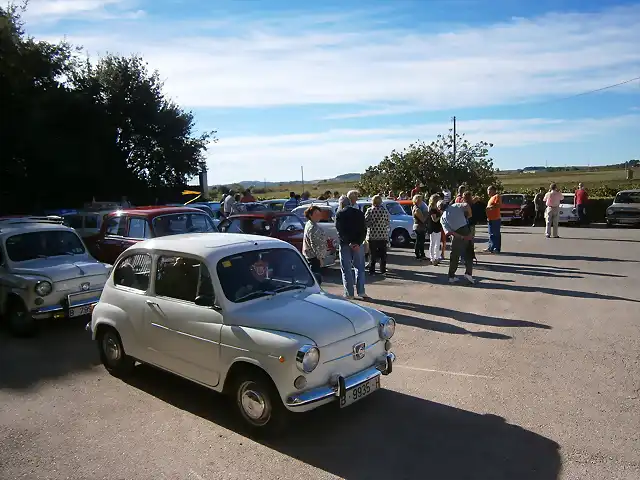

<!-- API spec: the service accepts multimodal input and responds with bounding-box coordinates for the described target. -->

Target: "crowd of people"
[299,186,502,298]
[219,182,589,299]
[300,182,588,299]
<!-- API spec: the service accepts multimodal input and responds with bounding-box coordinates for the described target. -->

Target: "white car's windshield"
[152,213,217,236]
[216,248,314,303]
[562,195,574,205]
[5,231,86,262]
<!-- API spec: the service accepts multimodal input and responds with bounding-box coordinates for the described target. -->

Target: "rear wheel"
[97,327,135,377]
[6,300,37,337]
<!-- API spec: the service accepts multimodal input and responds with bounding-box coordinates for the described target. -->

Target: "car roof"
[227,211,296,219]
[261,199,288,203]
[617,189,640,194]
[127,233,293,262]
[0,222,76,237]
[106,206,205,218]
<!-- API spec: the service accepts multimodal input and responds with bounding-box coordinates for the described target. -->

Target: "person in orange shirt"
[485,185,502,253]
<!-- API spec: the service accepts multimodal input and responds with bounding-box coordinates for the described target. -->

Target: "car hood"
[226,291,380,346]
[610,203,640,212]
[11,256,109,283]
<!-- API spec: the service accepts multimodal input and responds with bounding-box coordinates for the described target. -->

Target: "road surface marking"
[395,364,494,379]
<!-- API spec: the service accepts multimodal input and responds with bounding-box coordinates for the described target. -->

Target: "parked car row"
[1,213,397,434]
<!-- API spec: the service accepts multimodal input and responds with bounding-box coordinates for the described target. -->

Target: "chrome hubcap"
[103,334,121,363]
[239,382,270,424]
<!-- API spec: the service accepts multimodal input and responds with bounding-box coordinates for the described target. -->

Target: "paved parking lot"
[1,225,639,480]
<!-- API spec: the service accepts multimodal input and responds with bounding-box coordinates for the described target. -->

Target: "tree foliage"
[356,131,501,198]
[0,6,215,214]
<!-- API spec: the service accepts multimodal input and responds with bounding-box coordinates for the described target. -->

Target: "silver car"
[606,189,640,227]
[354,199,416,247]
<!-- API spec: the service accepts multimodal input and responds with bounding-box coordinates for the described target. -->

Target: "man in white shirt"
[223,191,236,217]
[543,183,564,238]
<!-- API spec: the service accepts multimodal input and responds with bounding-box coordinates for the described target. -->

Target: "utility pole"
[451,116,457,162]
[301,166,305,194]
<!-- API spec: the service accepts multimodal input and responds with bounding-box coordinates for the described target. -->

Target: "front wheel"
[98,328,135,377]
[6,301,37,337]
[233,371,288,434]
[391,228,410,248]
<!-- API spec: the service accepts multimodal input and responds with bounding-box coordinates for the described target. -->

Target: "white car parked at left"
[0,216,111,336]
[88,233,396,433]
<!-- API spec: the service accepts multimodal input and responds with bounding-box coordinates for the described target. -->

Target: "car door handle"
[146,300,159,308]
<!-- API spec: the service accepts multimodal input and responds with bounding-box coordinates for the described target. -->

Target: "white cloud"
[31,4,640,110]
[206,115,640,184]
[23,0,142,23]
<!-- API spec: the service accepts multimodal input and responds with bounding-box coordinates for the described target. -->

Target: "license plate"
[68,304,93,318]
[340,376,380,408]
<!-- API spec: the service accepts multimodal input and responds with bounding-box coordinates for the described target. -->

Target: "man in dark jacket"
[335,191,368,299]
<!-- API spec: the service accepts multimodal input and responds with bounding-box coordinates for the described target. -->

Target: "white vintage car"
[88,233,396,432]
[558,193,579,225]
[0,216,111,336]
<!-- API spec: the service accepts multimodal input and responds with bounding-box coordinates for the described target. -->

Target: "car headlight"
[607,208,614,215]
[378,317,396,340]
[34,281,52,297]
[296,345,320,373]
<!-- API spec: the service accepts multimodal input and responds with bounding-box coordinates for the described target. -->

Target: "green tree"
[356,131,500,197]
[0,6,215,213]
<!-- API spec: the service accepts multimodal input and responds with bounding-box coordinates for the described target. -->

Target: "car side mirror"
[314,273,323,285]
[195,295,215,307]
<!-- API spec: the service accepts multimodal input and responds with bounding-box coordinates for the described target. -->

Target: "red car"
[87,206,217,264]
[500,194,534,224]
[218,212,337,264]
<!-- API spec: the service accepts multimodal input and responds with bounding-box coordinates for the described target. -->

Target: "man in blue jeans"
[485,185,502,253]
[335,191,369,300]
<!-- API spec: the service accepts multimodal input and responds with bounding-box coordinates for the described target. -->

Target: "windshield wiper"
[271,284,307,294]
[235,290,273,302]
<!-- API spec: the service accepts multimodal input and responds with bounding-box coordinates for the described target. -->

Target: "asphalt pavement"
[1,224,639,480]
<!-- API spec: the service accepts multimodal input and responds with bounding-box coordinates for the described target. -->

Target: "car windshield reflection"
[216,248,314,303]
[6,231,86,262]
[152,213,217,236]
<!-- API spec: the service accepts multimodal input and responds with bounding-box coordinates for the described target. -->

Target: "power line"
[536,75,640,105]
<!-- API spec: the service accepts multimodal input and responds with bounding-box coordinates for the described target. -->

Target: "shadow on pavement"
[382,311,512,339]
[482,262,626,278]
[0,317,99,390]
[559,237,640,243]
[123,365,562,480]
[372,298,551,330]
[506,252,638,263]
[480,281,640,303]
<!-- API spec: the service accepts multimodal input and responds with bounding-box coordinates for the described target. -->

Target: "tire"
[97,327,135,377]
[232,370,288,435]
[6,300,37,337]
[391,228,410,248]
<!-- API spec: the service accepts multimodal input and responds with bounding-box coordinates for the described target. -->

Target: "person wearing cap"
[438,200,474,284]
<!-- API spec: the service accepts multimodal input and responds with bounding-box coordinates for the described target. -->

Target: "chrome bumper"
[286,352,395,409]
[30,289,102,319]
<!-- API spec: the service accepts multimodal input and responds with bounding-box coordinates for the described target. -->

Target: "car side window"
[105,216,126,236]
[85,215,99,229]
[155,255,214,304]
[128,218,150,239]
[220,219,243,233]
[113,253,152,291]
[251,219,271,235]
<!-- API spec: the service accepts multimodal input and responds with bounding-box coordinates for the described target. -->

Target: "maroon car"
[217,212,307,251]
[87,206,217,264]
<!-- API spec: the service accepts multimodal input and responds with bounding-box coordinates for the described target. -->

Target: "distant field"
[229,167,637,200]
[499,168,633,190]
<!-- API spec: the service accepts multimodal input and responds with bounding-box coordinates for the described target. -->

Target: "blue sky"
[26,0,640,184]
